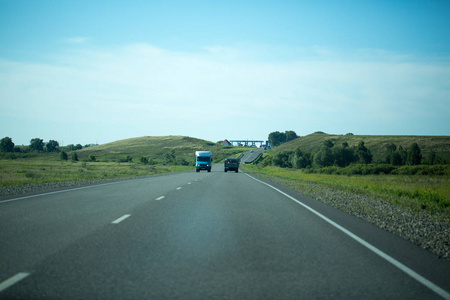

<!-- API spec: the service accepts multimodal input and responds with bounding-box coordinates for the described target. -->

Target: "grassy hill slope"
[273,133,450,162]
[75,135,245,164]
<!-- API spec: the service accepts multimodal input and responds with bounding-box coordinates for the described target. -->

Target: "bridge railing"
[229,140,268,147]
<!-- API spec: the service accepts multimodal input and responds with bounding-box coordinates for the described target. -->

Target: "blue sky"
[1,0,449,145]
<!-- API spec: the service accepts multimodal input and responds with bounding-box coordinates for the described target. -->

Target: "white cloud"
[1,44,449,144]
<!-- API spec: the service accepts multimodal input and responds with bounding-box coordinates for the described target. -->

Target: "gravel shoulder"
[0,174,173,199]
[253,173,450,261]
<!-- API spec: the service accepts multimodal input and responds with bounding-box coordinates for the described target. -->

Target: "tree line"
[268,130,299,147]
[264,139,444,173]
[0,137,95,154]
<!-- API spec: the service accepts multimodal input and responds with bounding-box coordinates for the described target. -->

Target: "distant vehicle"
[195,151,212,172]
[224,158,239,173]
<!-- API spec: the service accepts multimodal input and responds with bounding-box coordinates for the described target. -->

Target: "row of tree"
[0,137,94,153]
[269,140,433,170]
[268,130,298,147]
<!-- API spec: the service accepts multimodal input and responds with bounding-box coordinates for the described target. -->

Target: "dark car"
[224,158,239,173]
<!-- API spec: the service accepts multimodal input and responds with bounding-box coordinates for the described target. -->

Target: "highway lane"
[0,173,200,280]
[1,165,449,299]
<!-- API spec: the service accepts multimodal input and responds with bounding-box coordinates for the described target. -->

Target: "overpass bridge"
[229,140,269,147]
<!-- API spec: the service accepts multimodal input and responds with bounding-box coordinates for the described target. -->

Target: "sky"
[1,0,449,146]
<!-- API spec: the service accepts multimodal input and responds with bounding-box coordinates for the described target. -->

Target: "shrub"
[178,158,190,166]
[88,155,96,162]
[60,151,68,161]
[406,143,422,166]
[392,165,450,176]
[272,151,293,168]
[260,155,272,167]
[119,156,133,163]
[390,151,403,166]
[313,148,333,168]
[332,146,357,167]
[71,152,79,162]
[355,141,373,164]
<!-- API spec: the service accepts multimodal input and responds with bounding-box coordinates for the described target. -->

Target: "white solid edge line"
[245,173,450,300]
[111,214,131,224]
[0,180,131,204]
[155,196,165,201]
[0,272,30,293]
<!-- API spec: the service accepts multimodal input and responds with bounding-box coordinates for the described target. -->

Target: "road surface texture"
[1,165,449,299]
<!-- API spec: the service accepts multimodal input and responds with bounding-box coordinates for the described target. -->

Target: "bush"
[272,151,292,168]
[71,152,79,162]
[317,166,341,175]
[60,151,68,161]
[313,148,333,168]
[406,143,422,166]
[355,141,373,164]
[178,158,190,166]
[392,165,450,176]
[312,164,396,176]
[119,156,133,163]
[164,151,176,165]
[260,155,272,167]
[88,155,96,162]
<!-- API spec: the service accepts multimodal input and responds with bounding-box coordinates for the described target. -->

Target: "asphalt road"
[240,148,265,164]
[1,165,449,299]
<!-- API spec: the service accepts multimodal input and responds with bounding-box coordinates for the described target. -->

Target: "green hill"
[75,135,245,164]
[273,133,450,163]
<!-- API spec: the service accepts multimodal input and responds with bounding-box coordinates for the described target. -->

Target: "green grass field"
[241,165,450,216]
[0,158,193,186]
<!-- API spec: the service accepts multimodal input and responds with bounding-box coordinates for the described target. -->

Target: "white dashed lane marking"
[0,272,30,293]
[111,214,131,224]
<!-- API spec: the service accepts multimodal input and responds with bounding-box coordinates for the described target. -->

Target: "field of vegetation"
[0,136,247,187]
[0,159,193,186]
[244,132,450,216]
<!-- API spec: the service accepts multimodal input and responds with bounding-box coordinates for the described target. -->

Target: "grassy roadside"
[0,158,193,186]
[241,164,450,216]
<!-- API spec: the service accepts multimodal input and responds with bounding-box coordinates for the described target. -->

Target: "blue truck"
[195,151,212,172]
